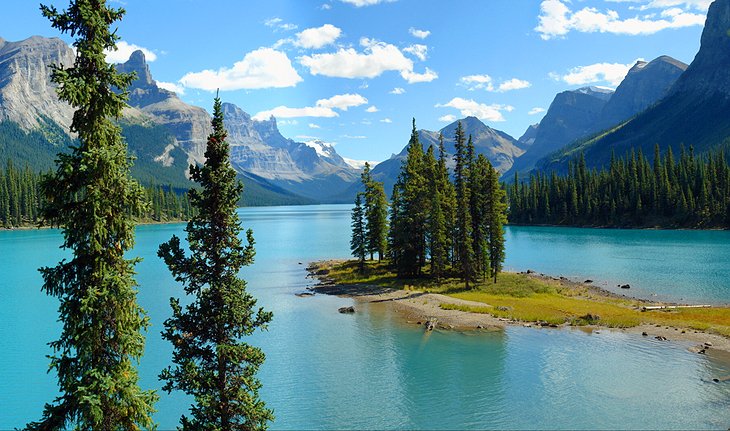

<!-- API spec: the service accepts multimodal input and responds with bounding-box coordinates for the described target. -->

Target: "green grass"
[314,259,730,336]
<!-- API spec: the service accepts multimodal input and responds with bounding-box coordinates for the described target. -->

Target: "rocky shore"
[306,260,730,358]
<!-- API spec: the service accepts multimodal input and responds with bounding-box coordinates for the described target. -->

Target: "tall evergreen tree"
[361,162,388,261]
[453,122,475,287]
[351,192,367,272]
[26,1,157,429]
[436,134,457,268]
[424,145,448,280]
[158,95,273,430]
[469,154,491,281]
[486,160,507,283]
[391,119,428,277]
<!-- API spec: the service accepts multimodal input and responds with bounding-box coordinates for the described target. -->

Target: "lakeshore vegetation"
[509,146,730,228]
[0,160,196,228]
[314,260,730,338]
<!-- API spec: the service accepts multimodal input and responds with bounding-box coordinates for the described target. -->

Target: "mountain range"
[0,39,358,205]
[2,0,730,203]
[535,0,730,174]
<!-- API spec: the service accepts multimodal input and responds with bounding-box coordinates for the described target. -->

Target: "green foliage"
[389,119,429,277]
[26,1,158,429]
[510,145,730,228]
[158,95,273,430]
[0,160,195,228]
[360,162,389,261]
[350,193,367,272]
[380,120,508,288]
[0,118,72,171]
[454,124,475,286]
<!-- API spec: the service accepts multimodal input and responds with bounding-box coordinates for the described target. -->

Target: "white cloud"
[409,27,431,39]
[403,44,428,61]
[157,81,185,95]
[253,106,337,121]
[179,48,302,91]
[529,107,547,115]
[252,93,367,120]
[294,24,342,49]
[605,0,710,11]
[552,59,641,86]
[536,0,706,40]
[435,97,513,122]
[308,123,321,129]
[460,75,530,92]
[105,41,157,63]
[439,114,457,122]
[264,17,297,32]
[316,93,368,110]
[321,3,332,10]
[460,74,494,91]
[498,78,531,92]
[401,67,438,83]
[339,0,393,6]
[341,134,367,139]
[299,38,437,83]
[380,118,393,123]
[366,105,379,113]
[390,87,405,94]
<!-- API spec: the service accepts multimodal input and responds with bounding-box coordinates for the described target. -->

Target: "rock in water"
[338,306,355,314]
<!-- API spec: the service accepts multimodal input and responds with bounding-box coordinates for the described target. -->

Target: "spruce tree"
[361,162,388,261]
[424,145,448,280]
[453,122,474,287]
[397,119,428,277]
[158,95,273,430]
[436,134,457,268]
[351,193,367,272]
[486,159,507,283]
[26,1,157,429]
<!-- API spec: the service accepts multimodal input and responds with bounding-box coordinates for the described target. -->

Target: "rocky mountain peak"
[599,55,687,128]
[0,35,76,131]
[121,49,154,87]
[670,0,730,97]
[115,49,174,108]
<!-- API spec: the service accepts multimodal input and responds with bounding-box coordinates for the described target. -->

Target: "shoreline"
[307,260,730,358]
[506,222,730,232]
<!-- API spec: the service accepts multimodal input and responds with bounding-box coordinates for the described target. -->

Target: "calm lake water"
[1,204,729,429]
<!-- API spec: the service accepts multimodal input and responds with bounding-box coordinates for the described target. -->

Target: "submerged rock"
[338,306,355,314]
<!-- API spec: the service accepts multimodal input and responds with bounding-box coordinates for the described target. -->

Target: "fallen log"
[641,305,713,312]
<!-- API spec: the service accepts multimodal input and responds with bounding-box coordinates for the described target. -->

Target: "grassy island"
[310,260,730,339]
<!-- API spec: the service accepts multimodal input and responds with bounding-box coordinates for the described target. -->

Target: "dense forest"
[0,159,196,228]
[352,120,508,286]
[509,145,730,228]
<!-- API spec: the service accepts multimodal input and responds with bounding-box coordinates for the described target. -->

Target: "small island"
[308,259,730,357]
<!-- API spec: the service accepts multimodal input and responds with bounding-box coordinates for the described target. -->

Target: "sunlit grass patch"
[313,259,730,336]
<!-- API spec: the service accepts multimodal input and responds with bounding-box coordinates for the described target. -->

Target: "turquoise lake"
[1,204,729,429]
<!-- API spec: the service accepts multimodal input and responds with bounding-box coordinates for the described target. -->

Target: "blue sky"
[2,0,710,163]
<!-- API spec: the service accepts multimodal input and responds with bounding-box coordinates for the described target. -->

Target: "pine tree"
[26,1,157,429]
[351,193,367,272]
[158,95,273,430]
